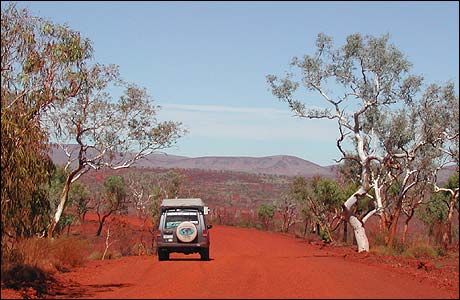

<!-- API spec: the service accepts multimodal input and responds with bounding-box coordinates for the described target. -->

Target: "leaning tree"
[0,3,186,238]
[43,72,186,237]
[268,33,458,252]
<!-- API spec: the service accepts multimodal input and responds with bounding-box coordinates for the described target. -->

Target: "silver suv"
[156,198,212,261]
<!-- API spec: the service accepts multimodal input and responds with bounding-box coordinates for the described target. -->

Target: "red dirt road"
[48,225,459,299]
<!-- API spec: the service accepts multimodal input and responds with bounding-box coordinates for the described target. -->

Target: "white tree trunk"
[47,184,70,237]
[343,187,370,252]
[48,172,83,237]
[349,215,369,252]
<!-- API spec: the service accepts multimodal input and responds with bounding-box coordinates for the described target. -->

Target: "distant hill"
[49,145,456,182]
[137,154,337,178]
[48,145,336,178]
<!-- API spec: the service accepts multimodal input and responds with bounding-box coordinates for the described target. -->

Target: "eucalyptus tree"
[274,191,298,233]
[95,175,128,236]
[44,68,186,237]
[434,172,459,250]
[1,3,186,239]
[309,176,343,242]
[267,33,458,252]
[289,176,312,237]
[423,85,459,249]
[257,203,275,230]
[1,3,93,239]
[374,80,458,247]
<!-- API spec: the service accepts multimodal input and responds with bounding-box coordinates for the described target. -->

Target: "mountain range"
[49,145,455,182]
[49,145,336,178]
[136,153,337,178]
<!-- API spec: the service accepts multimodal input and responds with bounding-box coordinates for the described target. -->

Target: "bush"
[1,236,90,276]
[132,242,150,256]
[2,264,55,297]
[51,237,89,271]
[109,218,135,256]
[88,251,103,260]
[402,244,439,259]
[370,245,400,256]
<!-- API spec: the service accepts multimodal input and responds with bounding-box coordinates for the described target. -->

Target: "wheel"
[176,221,197,243]
[158,250,169,261]
[200,248,209,261]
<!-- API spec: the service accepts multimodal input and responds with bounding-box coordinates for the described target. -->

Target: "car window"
[165,212,199,229]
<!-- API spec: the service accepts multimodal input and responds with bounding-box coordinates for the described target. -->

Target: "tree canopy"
[267,32,459,252]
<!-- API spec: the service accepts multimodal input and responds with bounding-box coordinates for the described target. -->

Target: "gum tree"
[44,72,186,237]
[1,3,93,239]
[1,3,186,238]
[267,33,458,252]
[95,175,128,236]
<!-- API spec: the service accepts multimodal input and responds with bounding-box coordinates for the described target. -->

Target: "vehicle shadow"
[166,258,215,262]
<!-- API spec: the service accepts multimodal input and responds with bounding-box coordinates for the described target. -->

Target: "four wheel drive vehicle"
[156,198,212,261]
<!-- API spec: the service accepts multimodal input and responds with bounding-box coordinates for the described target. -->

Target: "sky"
[4,1,459,166]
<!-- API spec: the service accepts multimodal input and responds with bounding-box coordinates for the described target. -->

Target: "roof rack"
[160,198,207,213]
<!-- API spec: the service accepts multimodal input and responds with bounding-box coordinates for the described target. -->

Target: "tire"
[176,221,197,243]
[158,251,169,261]
[200,248,209,261]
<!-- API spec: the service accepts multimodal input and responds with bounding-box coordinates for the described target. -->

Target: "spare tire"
[176,221,197,243]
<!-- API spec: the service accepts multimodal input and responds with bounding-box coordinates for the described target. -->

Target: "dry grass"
[1,236,91,293]
[370,240,441,259]
[2,238,89,277]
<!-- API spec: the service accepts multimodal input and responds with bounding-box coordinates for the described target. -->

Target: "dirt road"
[54,225,457,299]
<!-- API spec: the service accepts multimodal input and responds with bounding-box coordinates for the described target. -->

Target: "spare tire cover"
[176,221,197,242]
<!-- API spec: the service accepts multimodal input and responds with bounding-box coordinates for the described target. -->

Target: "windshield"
[165,211,199,229]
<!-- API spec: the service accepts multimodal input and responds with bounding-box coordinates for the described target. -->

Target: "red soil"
[2,214,458,299]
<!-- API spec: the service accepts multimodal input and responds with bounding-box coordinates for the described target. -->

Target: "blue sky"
[5,1,459,166]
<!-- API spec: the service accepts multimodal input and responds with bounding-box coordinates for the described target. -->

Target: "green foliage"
[103,175,128,214]
[268,32,458,251]
[446,172,459,190]
[54,213,77,236]
[104,176,126,201]
[2,3,186,239]
[309,177,343,235]
[149,186,162,225]
[311,177,343,209]
[417,172,458,233]
[48,166,68,211]
[418,192,449,226]
[1,3,94,240]
[1,127,53,239]
[257,203,275,229]
[257,203,275,219]
[289,176,313,227]
[68,181,91,221]
[289,176,310,203]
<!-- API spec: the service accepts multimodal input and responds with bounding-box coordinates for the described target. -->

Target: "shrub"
[109,218,135,256]
[370,245,399,256]
[2,264,54,297]
[88,251,103,260]
[51,237,89,271]
[402,244,438,259]
[132,242,149,256]
[1,236,89,275]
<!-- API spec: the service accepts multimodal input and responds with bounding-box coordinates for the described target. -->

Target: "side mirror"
[207,224,213,230]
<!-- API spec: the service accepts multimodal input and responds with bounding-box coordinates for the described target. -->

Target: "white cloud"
[158,103,337,142]
[160,103,290,115]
